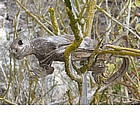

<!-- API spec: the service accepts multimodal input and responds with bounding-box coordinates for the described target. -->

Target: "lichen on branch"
[84,0,96,38]
[64,0,84,99]
[80,39,103,73]
[64,0,83,81]
[79,0,97,73]
[48,7,59,35]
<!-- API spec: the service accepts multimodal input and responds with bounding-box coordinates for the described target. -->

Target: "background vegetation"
[0,0,140,105]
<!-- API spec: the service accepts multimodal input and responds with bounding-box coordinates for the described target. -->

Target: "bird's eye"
[18,39,23,45]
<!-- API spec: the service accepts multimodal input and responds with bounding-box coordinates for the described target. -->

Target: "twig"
[15,0,54,35]
[0,61,8,86]
[126,0,131,34]
[96,5,140,40]
[0,97,16,105]
[81,72,88,105]
[48,7,60,35]
[105,93,140,102]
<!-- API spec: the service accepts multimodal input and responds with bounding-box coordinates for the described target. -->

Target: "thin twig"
[96,5,140,40]
[15,0,54,35]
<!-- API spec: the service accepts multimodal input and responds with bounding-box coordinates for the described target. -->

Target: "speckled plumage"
[10,35,98,78]
[10,34,129,84]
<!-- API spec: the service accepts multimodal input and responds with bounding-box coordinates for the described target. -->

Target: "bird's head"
[10,38,32,59]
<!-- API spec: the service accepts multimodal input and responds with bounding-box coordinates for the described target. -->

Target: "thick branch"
[84,0,96,38]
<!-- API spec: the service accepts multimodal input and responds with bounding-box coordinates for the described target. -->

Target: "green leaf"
[64,0,72,10]
[135,0,140,7]
[114,84,121,92]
